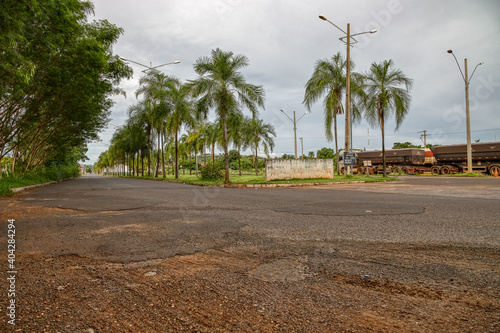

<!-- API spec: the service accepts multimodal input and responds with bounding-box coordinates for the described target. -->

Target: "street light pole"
[281,109,308,158]
[447,50,483,173]
[120,57,180,73]
[319,15,376,175]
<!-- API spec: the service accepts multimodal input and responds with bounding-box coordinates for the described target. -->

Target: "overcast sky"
[86,0,500,164]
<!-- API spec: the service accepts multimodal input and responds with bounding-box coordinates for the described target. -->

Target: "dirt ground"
[1,191,499,332]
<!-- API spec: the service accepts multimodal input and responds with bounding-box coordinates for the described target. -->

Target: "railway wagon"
[354,148,428,175]
[430,142,500,175]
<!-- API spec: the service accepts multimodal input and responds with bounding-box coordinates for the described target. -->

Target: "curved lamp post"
[319,15,376,175]
[447,50,484,173]
[120,57,180,73]
[280,109,308,159]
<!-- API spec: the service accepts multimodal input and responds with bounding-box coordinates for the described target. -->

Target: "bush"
[200,161,225,180]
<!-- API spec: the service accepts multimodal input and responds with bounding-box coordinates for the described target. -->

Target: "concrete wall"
[265,159,334,181]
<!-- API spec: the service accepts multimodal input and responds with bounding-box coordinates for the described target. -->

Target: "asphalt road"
[4,174,499,262]
[1,175,499,332]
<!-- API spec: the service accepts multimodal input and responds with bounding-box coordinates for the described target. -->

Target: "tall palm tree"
[363,59,413,177]
[163,77,195,179]
[189,48,265,184]
[245,118,276,176]
[128,101,154,176]
[136,71,175,177]
[303,52,363,175]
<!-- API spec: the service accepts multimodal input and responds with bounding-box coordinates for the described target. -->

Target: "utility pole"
[447,50,484,174]
[280,109,308,159]
[419,130,428,148]
[300,137,304,158]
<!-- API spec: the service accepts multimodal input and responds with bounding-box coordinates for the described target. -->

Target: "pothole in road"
[274,202,424,216]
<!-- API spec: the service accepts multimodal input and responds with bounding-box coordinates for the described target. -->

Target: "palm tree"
[163,77,195,179]
[228,114,250,176]
[303,52,364,175]
[201,121,219,163]
[136,71,175,177]
[245,118,276,176]
[187,127,204,175]
[189,48,265,184]
[363,59,413,177]
[128,101,154,176]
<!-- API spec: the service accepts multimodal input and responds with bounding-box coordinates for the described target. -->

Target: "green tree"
[136,71,177,177]
[303,52,363,175]
[189,48,265,184]
[0,0,131,177]
[392,142,421,149]
[245,119,276,176]
[363,60,413,177]
[316,147,334,159]
[163,77,196,179]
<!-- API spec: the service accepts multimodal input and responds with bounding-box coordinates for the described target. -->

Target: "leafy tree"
[363,60,413,177]
[189,48,265,184]
[392,142,421,149]
[0,0,131,177]
[316,147,335,159]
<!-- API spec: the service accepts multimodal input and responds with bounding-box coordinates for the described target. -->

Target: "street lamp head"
[370,29,377,33]
[447,50,453,54]
[319,15,327,21]
[173,60,180,64]
[120,57,128,61]
[280,109,284,113]
[479,62,484,65]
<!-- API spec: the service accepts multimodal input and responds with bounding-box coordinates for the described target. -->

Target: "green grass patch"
[116,173,397,186]
[0,164,79,197]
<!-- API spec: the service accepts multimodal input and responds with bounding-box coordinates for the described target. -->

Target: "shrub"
[200,161,225,180]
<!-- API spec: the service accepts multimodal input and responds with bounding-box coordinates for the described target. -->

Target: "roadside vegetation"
[0,162,79,197]
[0,1,131,192]
[107,172,397,187]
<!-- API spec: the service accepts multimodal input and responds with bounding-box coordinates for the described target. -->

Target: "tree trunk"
[381,116,386,178]
[334,113,340,176]
[161,129,166,178]
[223,116,230,185]
[141,149,144,177]
[155,131,161,177]
[254,147,259,176]
[238,145,242,176]
[195,150,198,176]
[189,151,192,175]
[175,131,179,179]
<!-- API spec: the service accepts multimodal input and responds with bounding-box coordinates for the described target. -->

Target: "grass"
[0,165,79,197]
[110,173,398,186]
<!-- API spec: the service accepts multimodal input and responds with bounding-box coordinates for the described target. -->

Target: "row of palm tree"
[95,49,276,184]
[303,53,413,177]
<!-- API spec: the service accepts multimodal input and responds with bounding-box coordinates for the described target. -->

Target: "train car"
[354,148,428,175]
[430,142,500,175]
[340,142,500,175]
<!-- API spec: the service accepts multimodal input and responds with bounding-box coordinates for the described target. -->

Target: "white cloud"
[85,0,500,163]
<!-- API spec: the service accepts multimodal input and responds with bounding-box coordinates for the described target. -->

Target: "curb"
[10,178,75,193]
[219,181,366,188]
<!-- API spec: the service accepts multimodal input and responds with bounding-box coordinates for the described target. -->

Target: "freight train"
[340,142,500,176]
